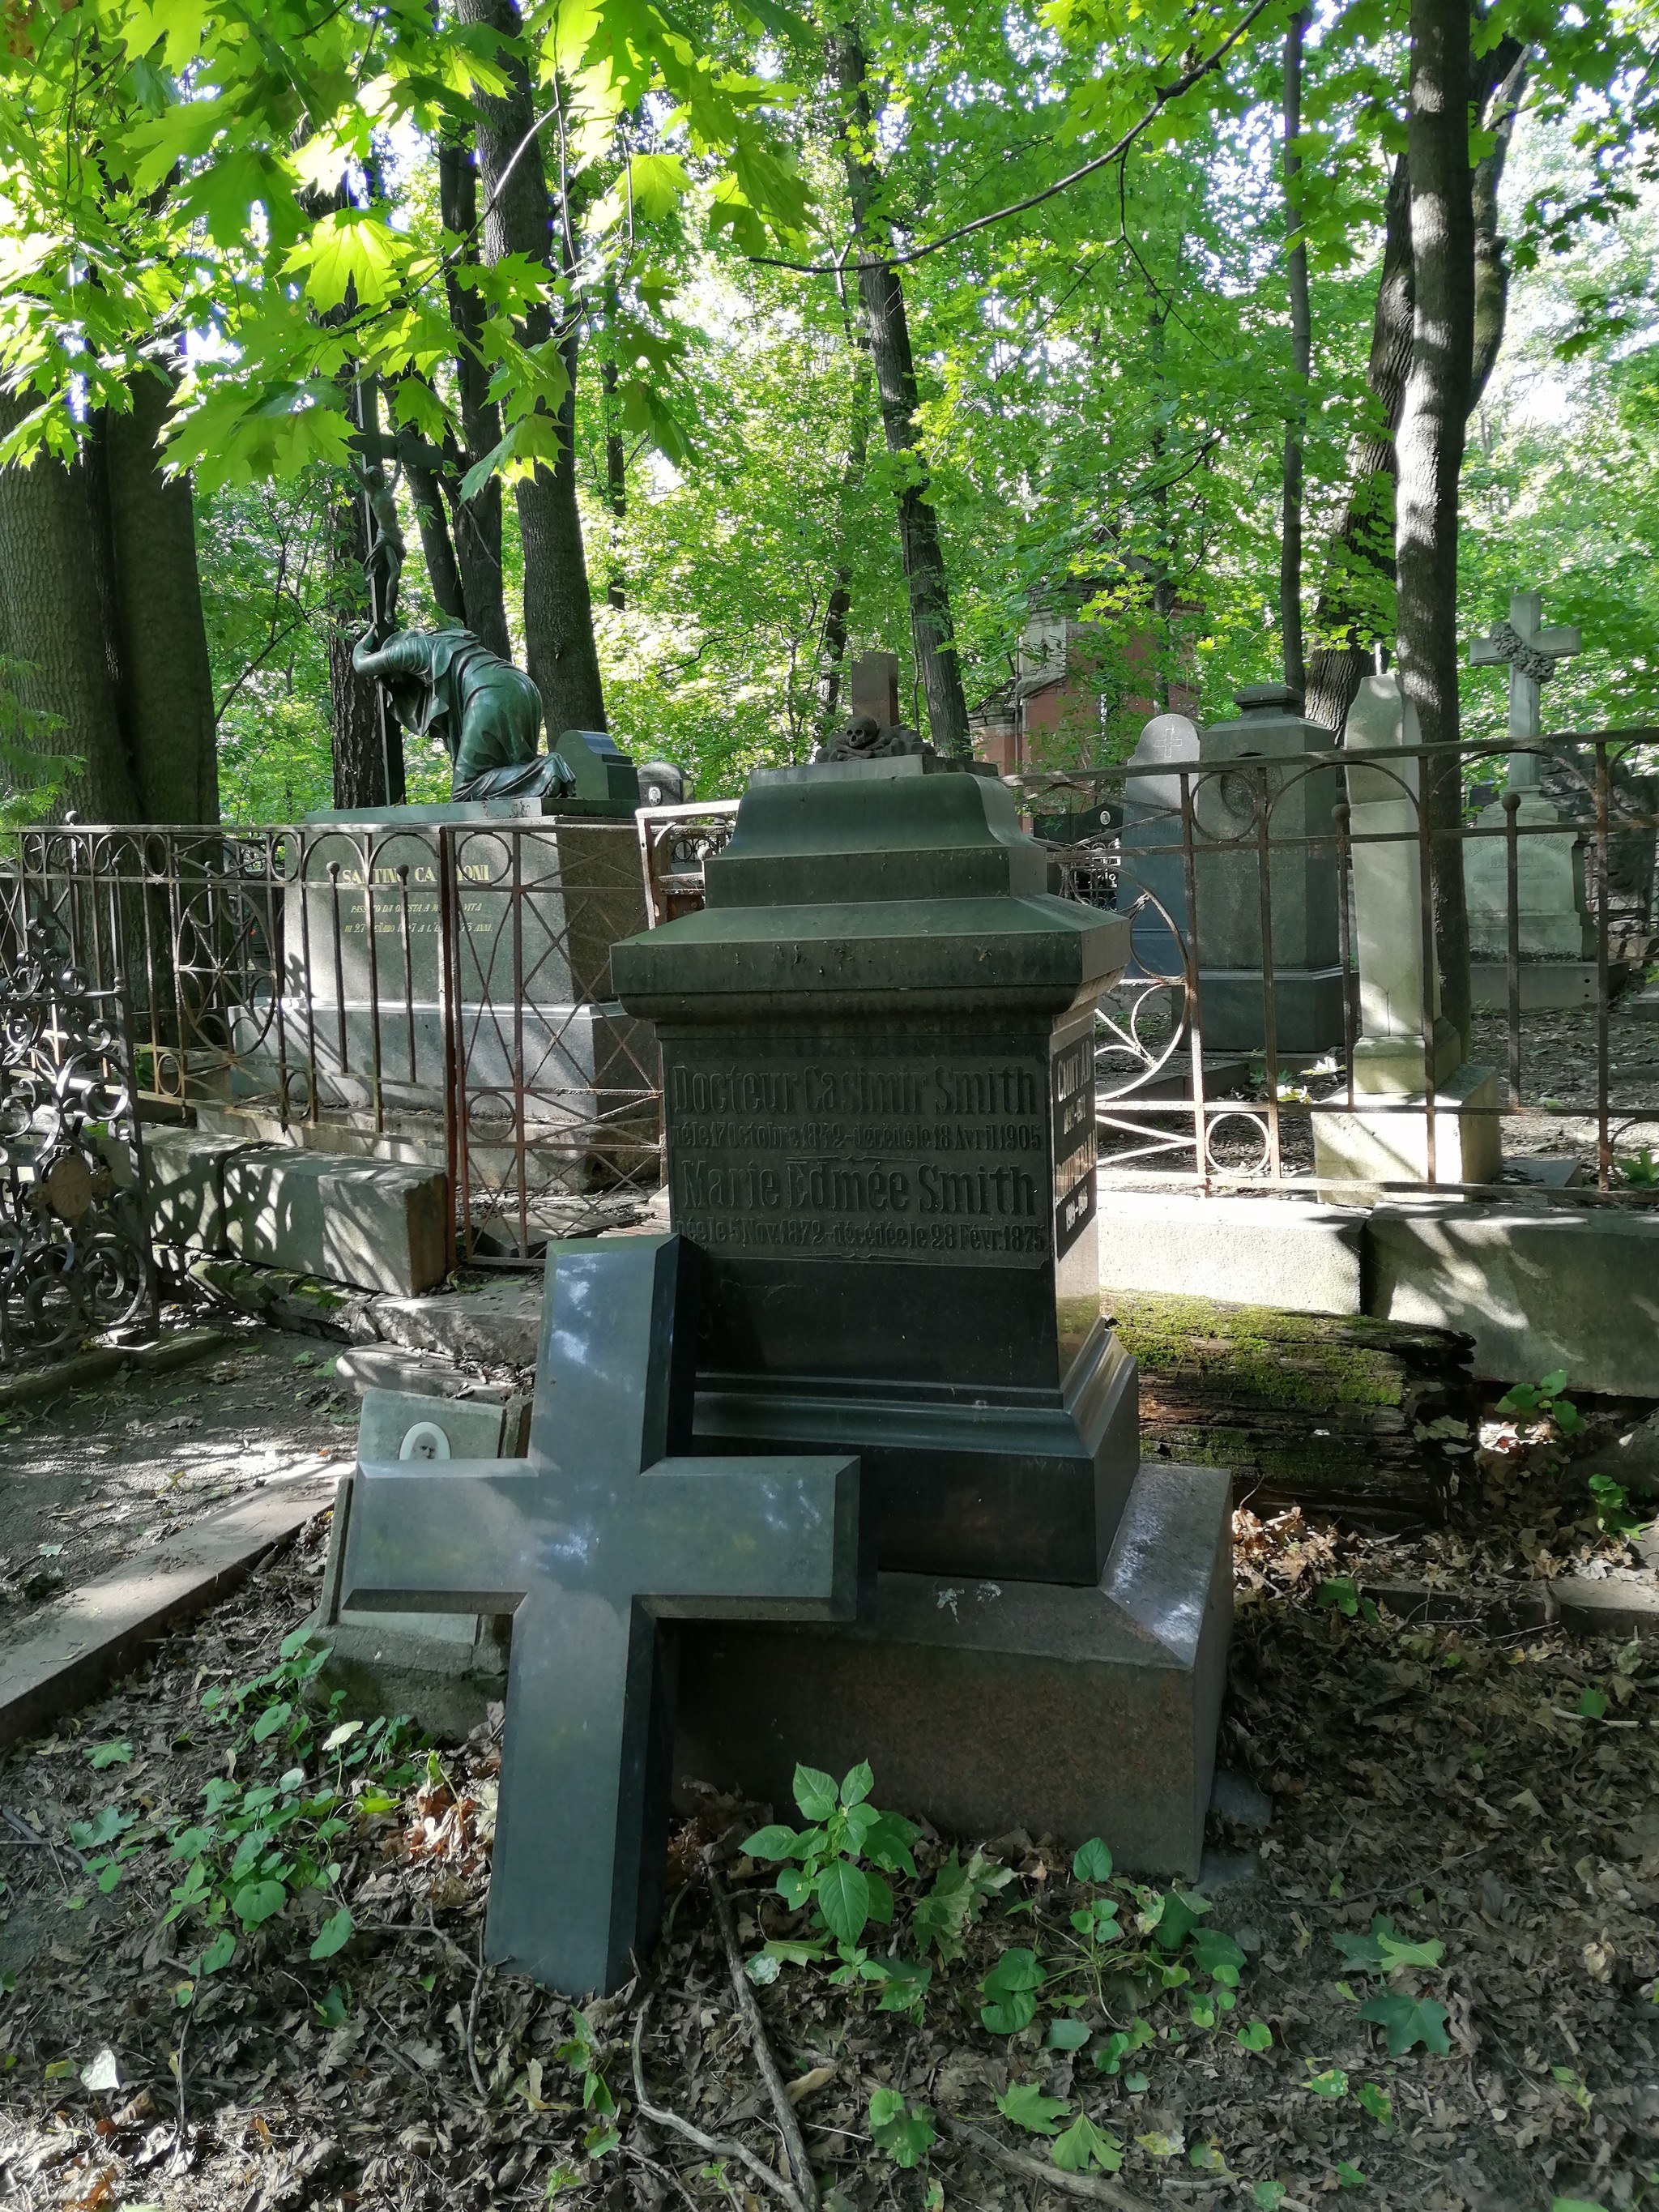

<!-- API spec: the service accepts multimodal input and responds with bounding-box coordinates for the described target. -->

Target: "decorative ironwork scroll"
[0,912,154,1364]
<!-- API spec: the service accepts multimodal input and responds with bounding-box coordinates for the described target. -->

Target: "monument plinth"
[612,755,1231,1874]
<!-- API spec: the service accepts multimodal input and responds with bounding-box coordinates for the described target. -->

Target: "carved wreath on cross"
[1482,621,1561,686]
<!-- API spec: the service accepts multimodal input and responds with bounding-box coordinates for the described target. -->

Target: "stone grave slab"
[341,1234,859,1993]
[1314,676,1501,1189]
[222,1147,448,1296]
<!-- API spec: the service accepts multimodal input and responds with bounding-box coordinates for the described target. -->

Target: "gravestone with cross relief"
[339,1232,859,1995]
[1464,588,1596,996]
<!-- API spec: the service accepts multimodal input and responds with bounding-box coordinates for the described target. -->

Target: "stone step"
[370,1275,543,1369]
[129,1127,450,1298]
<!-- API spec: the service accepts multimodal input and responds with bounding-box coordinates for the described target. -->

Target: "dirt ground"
[0,1331,356,1640]
[0,1394,1654,2212]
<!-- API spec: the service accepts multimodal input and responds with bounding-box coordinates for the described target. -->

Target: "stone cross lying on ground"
[341,1233,860,1994]
[1469,587,1582,787]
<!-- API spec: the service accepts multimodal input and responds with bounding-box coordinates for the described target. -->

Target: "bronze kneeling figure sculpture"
[352,626,574,804]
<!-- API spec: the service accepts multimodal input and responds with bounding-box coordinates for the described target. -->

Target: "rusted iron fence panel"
[0,904,154,1364]
[1013,729,1659,1201]
[0,820,671,1268]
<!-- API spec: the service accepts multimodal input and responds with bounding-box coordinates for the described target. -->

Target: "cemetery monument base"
[613,753,1231,1879]
[1311,1061,1504,1189]
[676,1458,1230,1876]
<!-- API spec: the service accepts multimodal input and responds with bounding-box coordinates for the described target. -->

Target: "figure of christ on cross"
[1469,587,1582,789]
[340,1234,860,1996]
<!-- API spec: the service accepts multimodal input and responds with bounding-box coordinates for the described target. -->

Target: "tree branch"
[750,0,1277,278]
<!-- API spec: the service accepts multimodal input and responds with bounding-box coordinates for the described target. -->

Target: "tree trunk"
[817,347,873,736]
[602,280,627,611]
[438,137,512,660]
[0,400,135,823]
[1470,52,1528,412]
[327,485,386,809]
[828,19,970,758]
[1304,35,1525,736]
[405,442,468,626]
[458,0,606,737]
[1279,7,1311,699]
[0,378,220,827]
[104,366,220,822]
[1395,0,1475,1053]
[1303,154,1414,734]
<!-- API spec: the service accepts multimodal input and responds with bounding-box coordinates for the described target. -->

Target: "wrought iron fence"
[0,818,667,1270]
[2,722,1653,1339]
[0,907,154,1361]
[1010,728,1659,1201]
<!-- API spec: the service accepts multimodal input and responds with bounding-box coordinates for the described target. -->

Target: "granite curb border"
[0,1474,339,1753]
[1361,1574,1659,1638]
[0,1326,231,1412]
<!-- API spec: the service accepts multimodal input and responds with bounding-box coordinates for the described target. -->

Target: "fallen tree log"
[1106,1292,1477,1527]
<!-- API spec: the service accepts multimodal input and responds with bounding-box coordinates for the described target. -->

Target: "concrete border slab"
[0,1475,337,1751]
[1098,1189,1366,1316]
[0,1327,229,1413]
[1368,1202,1659,1393]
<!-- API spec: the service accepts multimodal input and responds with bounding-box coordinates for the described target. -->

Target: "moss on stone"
[1107,1291,1406,1412]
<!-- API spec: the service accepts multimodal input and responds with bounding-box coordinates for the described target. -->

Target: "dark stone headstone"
[849,650,902,728]
[341,1232,859,1994]
[612,755,1139,1586]
[612,757,1231,1876]
[1118,690,1345,1053]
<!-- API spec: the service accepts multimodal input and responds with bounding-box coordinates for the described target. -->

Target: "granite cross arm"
[340,1233,860,1995]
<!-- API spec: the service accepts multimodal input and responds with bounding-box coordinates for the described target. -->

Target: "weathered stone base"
[1469,960,1620,1012]
[224,1148,449,1296]
[1630,985,1659,1025]
[672,1462,1231,1876]
[1311,1062,1502,1189]
[307,1390,527,1734]
[1369,1204,1659,1396]
[1098,1186,1659,1393]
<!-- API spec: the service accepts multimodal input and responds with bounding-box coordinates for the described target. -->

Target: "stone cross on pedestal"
[1469,587,1581,788]
[341,1234,859,1995]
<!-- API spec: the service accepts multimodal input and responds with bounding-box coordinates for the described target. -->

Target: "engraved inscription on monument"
[668,1047,1071,1266]
[1051,1031,1097,1258]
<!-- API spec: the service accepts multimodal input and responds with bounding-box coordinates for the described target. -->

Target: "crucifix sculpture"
[340,1234,860,1994]
[1469,587,1582,789]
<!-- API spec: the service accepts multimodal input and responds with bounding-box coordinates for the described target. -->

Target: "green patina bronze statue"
[351,625,575,803]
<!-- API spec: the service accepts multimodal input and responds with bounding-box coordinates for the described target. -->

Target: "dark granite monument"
[611,754,1231,1870]
[341,1232,859,1994]
[1117,684,1346,1054]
